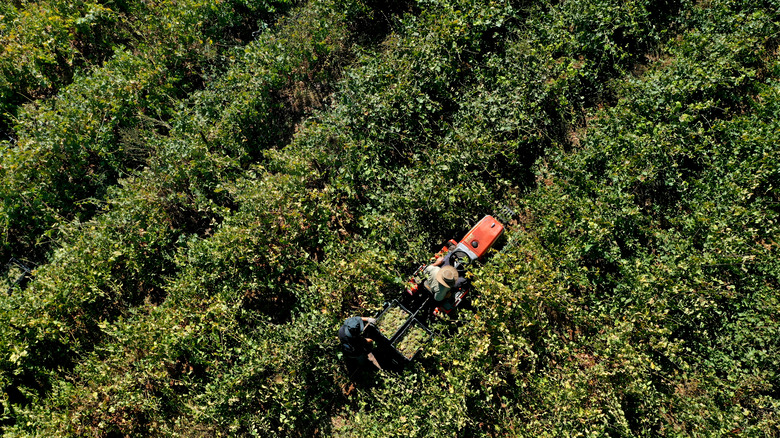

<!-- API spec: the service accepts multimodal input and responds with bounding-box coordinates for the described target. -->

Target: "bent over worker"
[338,316,375,361]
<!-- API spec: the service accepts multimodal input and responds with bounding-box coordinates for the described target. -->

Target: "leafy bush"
[0,0,293,263]
[0,0,120,133]
[1,0,779,435]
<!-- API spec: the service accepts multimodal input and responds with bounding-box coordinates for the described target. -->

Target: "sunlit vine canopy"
[0,0,777,435]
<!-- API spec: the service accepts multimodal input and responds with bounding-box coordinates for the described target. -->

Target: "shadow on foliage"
[353,0,419,46]
[242,287,299,325]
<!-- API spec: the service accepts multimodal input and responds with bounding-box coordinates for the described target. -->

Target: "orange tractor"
[406,214,505,315]
[363,215,505,367]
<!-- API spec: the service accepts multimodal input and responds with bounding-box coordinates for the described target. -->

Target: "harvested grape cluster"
[375,304,410,338]
[395,322,428,359]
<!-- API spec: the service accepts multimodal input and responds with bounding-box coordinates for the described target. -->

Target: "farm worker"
[423,260,459,302]
[338,316,376,361]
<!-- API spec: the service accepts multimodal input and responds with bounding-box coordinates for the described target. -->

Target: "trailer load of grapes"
[375,304,410,337]
[394,322,429,359]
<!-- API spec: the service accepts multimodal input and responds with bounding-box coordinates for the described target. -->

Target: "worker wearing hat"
[338,316,375,360]
[423,260,459,302]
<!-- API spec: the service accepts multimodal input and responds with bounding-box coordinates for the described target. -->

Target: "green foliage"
[1,0,779,435]
[1,50,177,259]
[0,0,294,130]
[0,178,182,419]
[0,0,294,262]
[0,0,119,130]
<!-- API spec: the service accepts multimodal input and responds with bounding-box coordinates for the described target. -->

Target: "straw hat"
[436,265,458,288]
